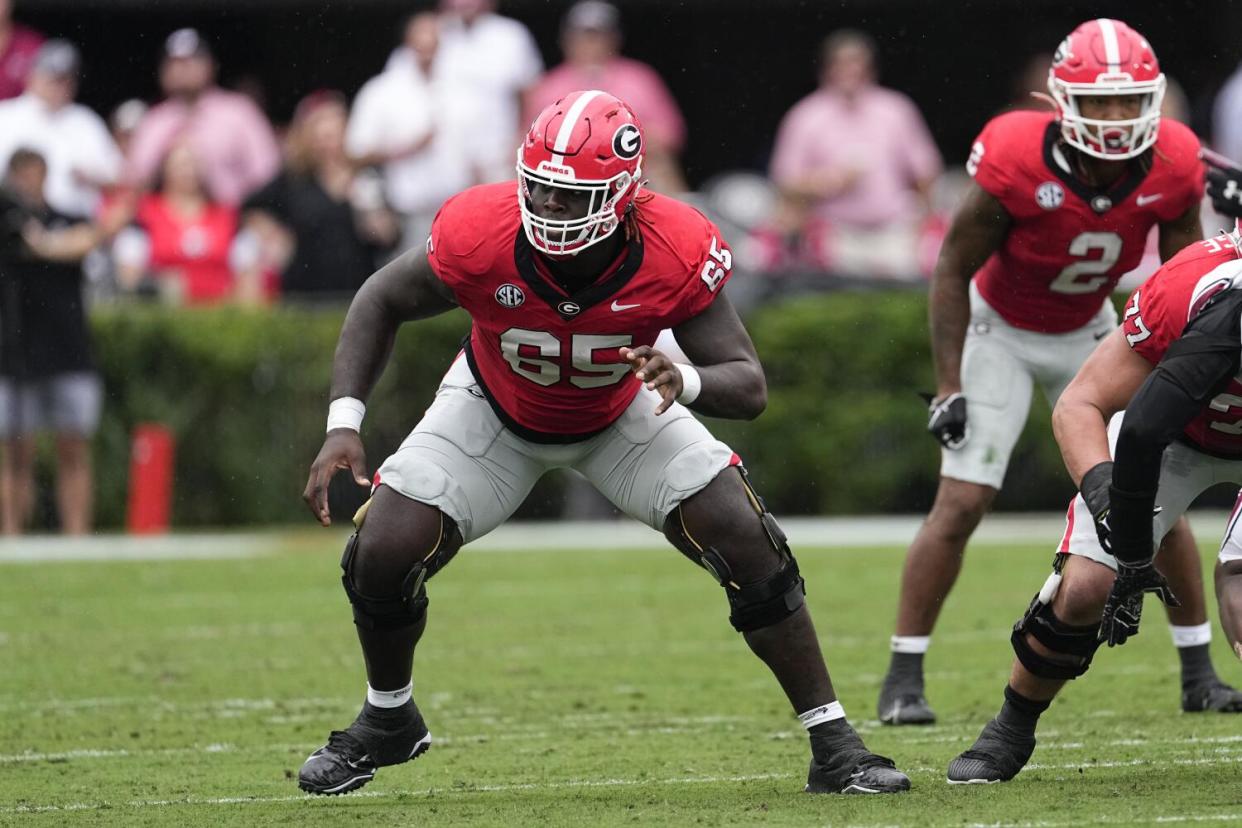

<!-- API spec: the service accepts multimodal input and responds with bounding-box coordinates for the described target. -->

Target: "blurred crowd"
[5,0,1235,315]
[2,0,1241,534]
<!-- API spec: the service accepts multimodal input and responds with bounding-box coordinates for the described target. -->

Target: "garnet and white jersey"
[1121,233,1242,458]
[426,182,733,442]
[968,110,1203,334]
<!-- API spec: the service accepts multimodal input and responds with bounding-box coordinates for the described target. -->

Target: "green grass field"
[3,530,1242,826]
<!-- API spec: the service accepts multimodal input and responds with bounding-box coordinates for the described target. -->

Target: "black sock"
[1178,643,1218,688]
[885,651,924,688]
[808,717,864,752]
[995,685,1050,738]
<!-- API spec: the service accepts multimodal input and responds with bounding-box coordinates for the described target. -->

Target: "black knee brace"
[670,467,806,633]
[1011,594,1102,680]
[340,511,461,631]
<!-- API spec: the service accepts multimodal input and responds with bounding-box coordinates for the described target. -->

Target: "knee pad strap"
[725,555,806,633]
[339,511,461,631]
[1011,594,1101,680]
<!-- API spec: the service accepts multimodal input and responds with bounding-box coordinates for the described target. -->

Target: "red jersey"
[428,183,733,442]
[968,110,1202,334]
[137,194,238,304]
[1122,233,1242,458]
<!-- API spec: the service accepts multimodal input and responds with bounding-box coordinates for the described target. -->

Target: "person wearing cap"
[125,28,280,208]
[0,38,121,219]
[0,0,42,101]
[524,0,687,194]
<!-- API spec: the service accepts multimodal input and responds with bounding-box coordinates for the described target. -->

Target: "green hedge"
[82,293,1086,529]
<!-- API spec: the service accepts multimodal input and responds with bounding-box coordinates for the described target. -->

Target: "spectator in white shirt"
[428,0,543,184]
[348,12,473,252]
[0,40,121,219]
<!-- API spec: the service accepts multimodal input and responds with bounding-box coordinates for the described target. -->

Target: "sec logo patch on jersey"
[1035,181,1065,210]
[495,283,525,308]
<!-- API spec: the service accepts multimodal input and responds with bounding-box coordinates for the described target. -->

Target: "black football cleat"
[298,701,432,795]
[806,732,911,794]
[1182,677,1242,713]
[877,683,937,726]
[946,717,1035,784]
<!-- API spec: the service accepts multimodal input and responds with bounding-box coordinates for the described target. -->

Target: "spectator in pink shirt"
[525,1,687,194]
[0,0,42,101]
[764,29,942,281]
[126,28,281,207]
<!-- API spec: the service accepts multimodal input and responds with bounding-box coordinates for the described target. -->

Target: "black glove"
[1203,149,1242,219]
[920,391,968,450]
[1079,461,1114,554]
[1099,560,1181,648]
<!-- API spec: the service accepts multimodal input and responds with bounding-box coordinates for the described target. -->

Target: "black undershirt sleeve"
[1109,289,1242,564]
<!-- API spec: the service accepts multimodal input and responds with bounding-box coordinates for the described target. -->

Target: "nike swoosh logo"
[611,301,640,312]
[1094,330,1109,341]
[1136,193,1162,206]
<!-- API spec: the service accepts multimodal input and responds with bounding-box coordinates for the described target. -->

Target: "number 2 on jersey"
[1050,231,1124,294]
[500,328,633,388]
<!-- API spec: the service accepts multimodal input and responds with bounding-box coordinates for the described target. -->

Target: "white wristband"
[675,363,701,405]
[326,397,366,433]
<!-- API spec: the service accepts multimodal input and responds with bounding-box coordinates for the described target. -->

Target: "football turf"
[3,531,1242,826]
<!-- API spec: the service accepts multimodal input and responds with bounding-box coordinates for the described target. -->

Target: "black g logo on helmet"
[612,124,642,160]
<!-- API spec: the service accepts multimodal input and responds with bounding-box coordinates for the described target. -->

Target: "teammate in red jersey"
[878,19,1242,725]
[297,91,910,796]
[947,230,1242,783]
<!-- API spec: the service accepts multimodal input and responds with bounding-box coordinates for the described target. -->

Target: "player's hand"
[1202,148,1242,219]
[1099,561,1181,647]
[302,429,370,527]
[621,346,683,415]
[920,391,968,450]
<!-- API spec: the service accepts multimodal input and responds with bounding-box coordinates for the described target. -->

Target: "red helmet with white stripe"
[517,90,644,256]
[1047,18,1165,160]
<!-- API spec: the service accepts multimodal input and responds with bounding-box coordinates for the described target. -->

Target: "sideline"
[0,511,1230,562]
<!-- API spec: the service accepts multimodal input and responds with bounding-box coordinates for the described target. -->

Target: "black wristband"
[1079,461,1114,517]
[1107,484,1157,565]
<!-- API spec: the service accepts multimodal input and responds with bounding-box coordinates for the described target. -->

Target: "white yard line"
[5,733,1241,765]
[3,757,1242,817]
[0,772,793,814]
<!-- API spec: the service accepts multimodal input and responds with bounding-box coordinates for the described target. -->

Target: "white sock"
[890,635,930,654]
[798,701,846,730]
[366,681,413,709]
[1169,622,1212,648]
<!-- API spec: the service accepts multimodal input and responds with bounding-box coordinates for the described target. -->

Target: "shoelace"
[323,729,368,760]
[853,753,897,771]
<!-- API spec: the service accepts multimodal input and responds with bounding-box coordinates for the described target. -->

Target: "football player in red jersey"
[878,18,1242,725]
[947,228,1242,783]
[297,91,910,796]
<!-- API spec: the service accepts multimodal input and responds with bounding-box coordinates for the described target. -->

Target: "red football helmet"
[517,90,644,256]
[1047,18,1165,160]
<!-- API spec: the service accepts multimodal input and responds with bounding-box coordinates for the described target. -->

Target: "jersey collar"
[513,228,645,321]
[1043,120,1151,214]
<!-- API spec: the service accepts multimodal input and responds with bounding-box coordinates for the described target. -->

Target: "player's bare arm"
[928,181,1011,396]
[1157,200,1204,262]
[302,248,459,526]
[1052,329,1154,487]
[621,291,765,419]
